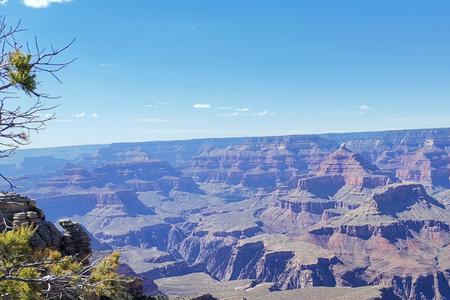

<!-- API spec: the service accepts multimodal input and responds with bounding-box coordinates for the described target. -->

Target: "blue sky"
[2,0,450,147]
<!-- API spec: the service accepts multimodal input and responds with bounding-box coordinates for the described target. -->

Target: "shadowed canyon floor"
[4,128,450,299]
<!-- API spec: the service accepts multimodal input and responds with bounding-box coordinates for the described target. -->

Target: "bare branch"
[0,16,74,188]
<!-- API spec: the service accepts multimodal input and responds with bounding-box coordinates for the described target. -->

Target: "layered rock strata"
[297,144,395,197]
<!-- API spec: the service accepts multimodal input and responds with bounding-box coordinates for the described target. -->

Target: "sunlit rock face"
[183,136,337,191]
[297,144,395,196]
[5,127,450,299]
[395,141,450,187]
[307,183,450,299]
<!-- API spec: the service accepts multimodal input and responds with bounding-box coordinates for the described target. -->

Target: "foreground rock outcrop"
[0,192,91,258]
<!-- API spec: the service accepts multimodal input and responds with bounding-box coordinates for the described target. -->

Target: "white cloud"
[23,0,71,8]
[71,112,98,118]
[72,112,86,118]
[54,119,74,123]
[145,101,174,108]
[0,0,8,5]
[358,105,373,115]
[253,110,275,116]
[193,103,211,109]
[220,107,253,117]
[220,112,236,117]
[145,104,159,108]
[325,109,341,116]
[100,63,112,67]
[359,105,373,111]
[136,118,175,123]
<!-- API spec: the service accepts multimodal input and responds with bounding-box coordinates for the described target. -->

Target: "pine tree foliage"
[0,226,131,299]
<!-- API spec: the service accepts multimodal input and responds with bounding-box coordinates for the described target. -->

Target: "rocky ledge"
[0,192,91,260]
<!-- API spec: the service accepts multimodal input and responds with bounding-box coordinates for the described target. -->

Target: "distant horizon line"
[20,126,450,151]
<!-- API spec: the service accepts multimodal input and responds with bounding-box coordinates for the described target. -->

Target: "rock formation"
[59,219,92,259]
[396,141,450,186]
[297,144,395,197]
[0,192,91,259]
[2,128,450,299]
[184,136,337,191]
[308,183,450,299]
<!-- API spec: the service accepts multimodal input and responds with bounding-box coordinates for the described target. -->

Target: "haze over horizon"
[18,126,450,150]
[3,0,450,147]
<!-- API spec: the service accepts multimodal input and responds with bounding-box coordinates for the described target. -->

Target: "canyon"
[3,127,450,299]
